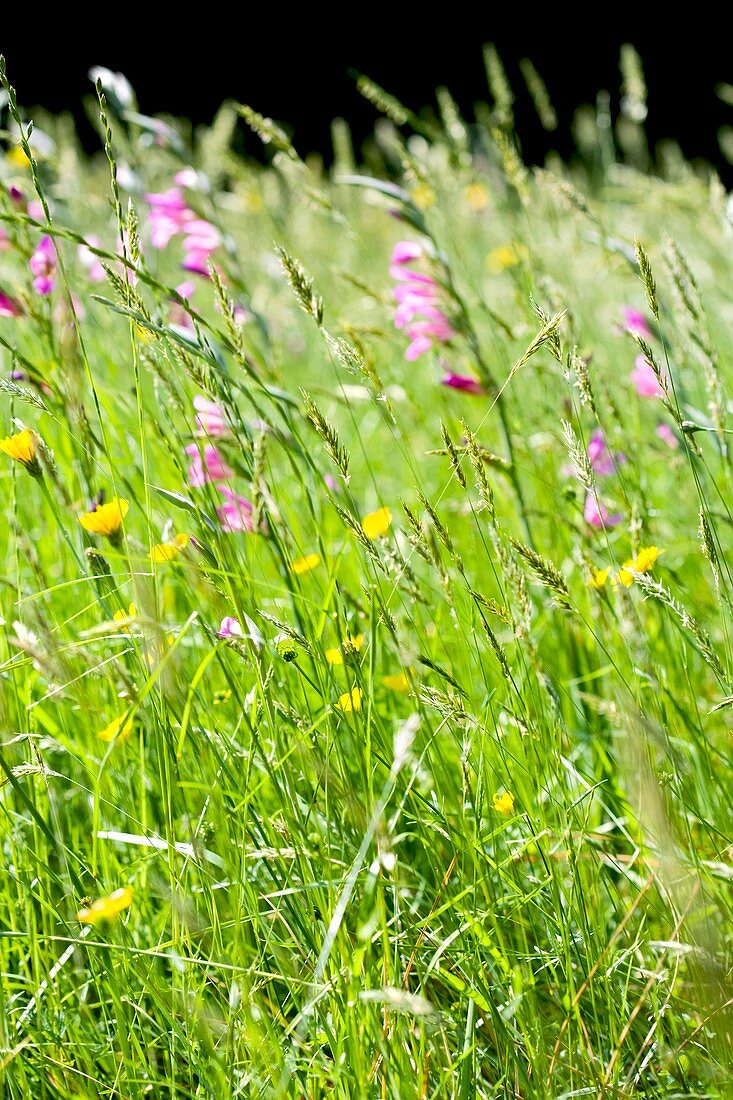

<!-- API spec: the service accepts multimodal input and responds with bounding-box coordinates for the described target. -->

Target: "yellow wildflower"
[493,790,515,815]
[112,603,137,624]
[79,497,129,542]
[382,671,411,693]
[588,567,610,590]
[0,428,41,476]
[336,687,363,713]
[362,507,392,540]
[7,146,30,169]
[616,546,664,588]
[465,182,490,211]
[291,553,320,575]
[150,533,189,562]
[486,243,527,274]
[97,713,133,742]
[77,886,133,925]
[411,184,435,210]
[326,634,364,664]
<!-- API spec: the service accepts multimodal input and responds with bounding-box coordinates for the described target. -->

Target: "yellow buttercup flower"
[486,243,527,274]
[7,146,30,169]
[97,713,133,742]
[493,790,515,815]
[465,182,490,211]
[150,533,189,562]
[325,634,364,665]
[291,553,320,575]
[615,546,664,588]
[112,603,137,624]
[588,567,610,590]
[76,886,133,925]
[336,687,363,713]
[411,183,435,210]
[0,428,41,476]
[79,497,129,542]
[362,507,392,540]
[382,671,411,693]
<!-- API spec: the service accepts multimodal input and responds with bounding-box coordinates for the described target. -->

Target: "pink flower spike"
[29,235,57,296]
[194,395,228,437]
[217,616,243,639]
[216,485,255,533]
[584,492,623,529]
[185,442,234,487]
[587,429,625,476]
[175,167,200,189]
[391,241,423,265]
[441,371,485,395]
[621,307,652,340]
[0,291,22,318]
[632,354,666,398]
[656,423,679,449]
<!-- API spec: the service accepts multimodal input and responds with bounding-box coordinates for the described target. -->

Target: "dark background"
[2,20,733,178]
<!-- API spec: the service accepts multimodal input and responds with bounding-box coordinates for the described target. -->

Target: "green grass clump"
[1,49,733,1098]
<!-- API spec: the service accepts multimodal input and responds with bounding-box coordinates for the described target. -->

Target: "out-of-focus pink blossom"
[656,423,679,449]
[391,249,456,362]
[217,616,243,639]
[584,492,623,529]
[194,395,228,437]
[9,185,24,206]
[621,307,652,340]
[175,167,200,189]
[587,429,625,476]
[0,227,11,253]
[391,240,423,265]
[216,485,255,533]
[78,236,106,282]
[324,474,338,491]
[441,371,485,395]
[182,219,222,277]
[0,290,22,317]
[185,442,233,487]
[145,187,193,248]
[631,354,666,397]
[29,235,56,295]
[27,200,44,221]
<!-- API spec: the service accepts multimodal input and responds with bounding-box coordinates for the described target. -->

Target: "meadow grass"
[0,50,732,1097]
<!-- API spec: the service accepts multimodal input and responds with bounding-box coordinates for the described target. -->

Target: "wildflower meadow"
[1,47,733,1097]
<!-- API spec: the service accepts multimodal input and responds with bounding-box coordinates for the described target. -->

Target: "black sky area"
[2,20,733,182]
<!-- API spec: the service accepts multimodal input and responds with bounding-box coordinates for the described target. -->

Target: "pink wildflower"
[441,371,485,395]
[181,219,222,277]
[0,291,22,318]
[584,492,623,529]
[632,354,666,398]
[175,167,200,189]
[27,201,44,222]
[391,249,456,362]
[391,240,423,265]
[216,485,256,533]
[194,395,228,437]
[145,187,193,248]
[185,442,233,487]
[78,236,106,283]
[656,423,679,449]
[621,307,652,340]
[587,429,625,476]
[217,616,243,639]
[29,235,56,295]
